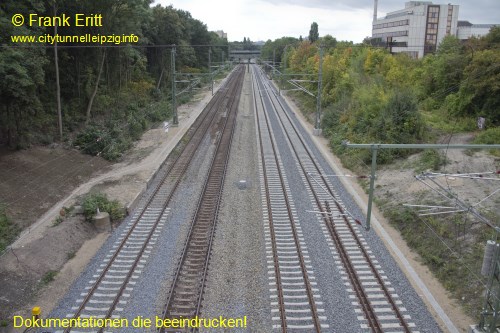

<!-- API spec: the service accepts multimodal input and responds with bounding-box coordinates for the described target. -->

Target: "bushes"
[416,149,446,172]
[473,127,500,156]
[82,193,124,222]
[384,203,489,318]
[474,126,500,144]
[74,95,172,161]
[0,204,19,253]
[325,86,424,166]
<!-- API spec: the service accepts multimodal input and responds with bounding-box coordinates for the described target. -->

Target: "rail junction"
[47,64,443,333]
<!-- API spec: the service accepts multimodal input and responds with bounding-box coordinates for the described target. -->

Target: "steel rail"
[256,66,411,332]
[256,67,382,330]
[251,71,288,332]
[158,66,245,333]
[253,67,322,333]
[63,68,241,333]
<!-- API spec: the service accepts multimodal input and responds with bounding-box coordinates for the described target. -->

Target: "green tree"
[309,22,319,43]
[320,34,337,49]
[481,26,500,49]
[261,37,298,65]
[418,36,468,105]
[0,0,47,147]
[450,49,500,124]
[380,90,423,144]
[434,36,467,95]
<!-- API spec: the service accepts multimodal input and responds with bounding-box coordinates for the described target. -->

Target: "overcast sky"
[154,0,500,42]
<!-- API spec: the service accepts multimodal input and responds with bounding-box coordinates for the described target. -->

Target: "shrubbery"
[0,204,18,253]
[277,29,500,170]
[82,193,124,222]
[74,94,172,161]
[474,126,500,144]
[473,127,500,156]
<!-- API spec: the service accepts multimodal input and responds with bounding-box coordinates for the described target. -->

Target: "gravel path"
[201,69,271,332]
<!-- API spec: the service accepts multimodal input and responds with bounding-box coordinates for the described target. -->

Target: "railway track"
[56,67,243,333]
[253,67,329,332]
[253,65,417,332]
[157,66,245,333]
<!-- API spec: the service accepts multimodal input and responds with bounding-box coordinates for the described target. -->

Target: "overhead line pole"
[171,45,178,126]
[209,47,213,96]
[314,44,323,136]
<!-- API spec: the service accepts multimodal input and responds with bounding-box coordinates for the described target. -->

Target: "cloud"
[259,0,374,10]
[154,0,500,43]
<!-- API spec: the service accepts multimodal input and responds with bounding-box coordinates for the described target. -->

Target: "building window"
[373,19,409,30]
[373,30,409,38]
[425,5,440,55]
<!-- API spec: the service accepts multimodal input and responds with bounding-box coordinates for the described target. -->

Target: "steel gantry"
[171,45,231,125]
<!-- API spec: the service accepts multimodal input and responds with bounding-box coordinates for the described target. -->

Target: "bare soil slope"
[0,146,111,229]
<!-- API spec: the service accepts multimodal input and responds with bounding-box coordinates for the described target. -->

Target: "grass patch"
[415,149,447,173]
[0,204,19,253]
[473,127,500,157]
[66,251,76,260]
[421,110,476,133]
[52,216,64,227]
[383,203,491,319]
[40,270,58,286]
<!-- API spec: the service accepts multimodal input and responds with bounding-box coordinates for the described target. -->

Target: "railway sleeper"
[184,247,208,254]
[170,296,198,304]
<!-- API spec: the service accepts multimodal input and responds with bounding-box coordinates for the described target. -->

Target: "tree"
[1,0,234,151]
[381,90,423,144]
[482,26,500,49]
[450,49,500,124]
[320,34,337,49]
[80,0,150,123]
[145,5,184,90]
[243,37,256,50]
[309,22,319,43]
[0,0,47,147]
[261,37,298,65]
[52,0,62,140]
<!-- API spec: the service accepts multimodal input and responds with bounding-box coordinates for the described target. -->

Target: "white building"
[371,1,459,58]
[215,30,228,40]
[457,21,497,40]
